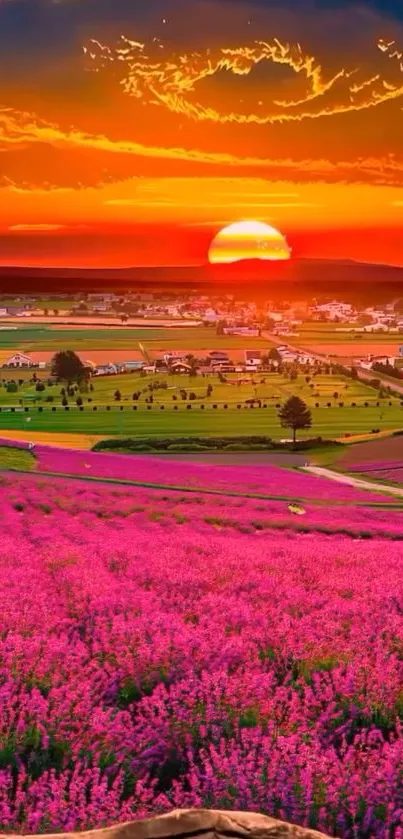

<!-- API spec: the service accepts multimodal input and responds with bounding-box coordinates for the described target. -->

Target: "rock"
[0,808,336,839]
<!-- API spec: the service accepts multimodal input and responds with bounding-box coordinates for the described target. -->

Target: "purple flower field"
[1,470,403,837]
[34,445,399,502]
[347,461,403,486]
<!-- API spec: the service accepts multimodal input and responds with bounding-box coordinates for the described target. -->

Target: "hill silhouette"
[0,257,402,299]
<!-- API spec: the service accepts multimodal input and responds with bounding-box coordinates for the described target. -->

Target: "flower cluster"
[0,471,402,836]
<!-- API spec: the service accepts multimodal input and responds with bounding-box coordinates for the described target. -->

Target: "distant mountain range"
[0,258,402,299]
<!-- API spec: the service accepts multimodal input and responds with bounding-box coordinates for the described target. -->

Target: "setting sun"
[208,220,291,265]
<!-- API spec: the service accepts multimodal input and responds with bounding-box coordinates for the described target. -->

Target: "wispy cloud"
[9,223,76,232]
[85,33,403,126]
[2,108,403,187]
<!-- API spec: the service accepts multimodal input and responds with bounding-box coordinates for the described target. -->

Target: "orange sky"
[1,0,403,267]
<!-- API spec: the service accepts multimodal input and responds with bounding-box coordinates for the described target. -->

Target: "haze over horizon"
[2,0,403,268]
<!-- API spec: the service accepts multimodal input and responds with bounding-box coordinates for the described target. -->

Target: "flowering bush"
[0,472,402,836]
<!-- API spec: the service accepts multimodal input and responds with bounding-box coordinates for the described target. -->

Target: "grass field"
[297,323,403,344]
[0,326,270,353]
[0,446,36,470]
[0,370,388,407]
[0,371,401,439]
[0,404,402,439]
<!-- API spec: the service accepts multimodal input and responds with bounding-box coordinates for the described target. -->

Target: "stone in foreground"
[0,809,335,839]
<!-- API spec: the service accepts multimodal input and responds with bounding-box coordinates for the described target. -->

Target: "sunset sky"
[1,0,403,267]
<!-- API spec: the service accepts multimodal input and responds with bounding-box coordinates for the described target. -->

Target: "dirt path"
[303,465,403,497]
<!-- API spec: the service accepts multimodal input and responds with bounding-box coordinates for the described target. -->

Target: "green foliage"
[278,396,312,444]
[51,351,87,384]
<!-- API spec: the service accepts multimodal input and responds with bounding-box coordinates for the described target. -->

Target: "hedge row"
[93,435,340,453]
[1,400,400,414]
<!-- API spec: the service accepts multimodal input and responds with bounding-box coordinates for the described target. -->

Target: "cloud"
[3,107,403,187]
[9,223,75,231]
[84,29,403,126]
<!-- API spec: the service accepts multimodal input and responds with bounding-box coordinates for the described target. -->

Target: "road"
[304,465,403,498]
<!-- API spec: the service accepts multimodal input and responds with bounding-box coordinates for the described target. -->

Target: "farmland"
[0,370,380,406]
[292,322,403,359]
[0,462,402,836]
[1,404,403,440]
[0,325,270,355]
[0,369,401,439]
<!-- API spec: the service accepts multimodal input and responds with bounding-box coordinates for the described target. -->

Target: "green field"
[0,299,74,309]
[0,326,270,353]
[297,322,403,345]
[0,371,388,408]
[0,404,402,439]
[0,446,36,470]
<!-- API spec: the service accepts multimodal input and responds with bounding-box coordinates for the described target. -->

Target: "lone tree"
[268,347,281,363]
[278,396,312,445]
[51,351,87,385]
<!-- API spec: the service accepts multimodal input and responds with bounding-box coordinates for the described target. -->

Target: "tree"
[51,351,87,385]
[114,389,122,401]
[268,348,281,363]
[278,396,312,445]
[206,383,213,397]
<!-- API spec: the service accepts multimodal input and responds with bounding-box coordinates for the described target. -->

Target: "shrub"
[61,397,68,407]
[35,382,46,392]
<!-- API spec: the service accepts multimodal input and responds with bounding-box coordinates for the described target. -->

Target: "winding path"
[303,465,403,498]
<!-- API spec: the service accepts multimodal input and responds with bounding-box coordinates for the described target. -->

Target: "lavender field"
[0,465,403,838]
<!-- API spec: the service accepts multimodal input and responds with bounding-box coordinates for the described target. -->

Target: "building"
[6,307,25,317]
[223,327,260,337]
[95,363,120,376]
[164,352,188,365]
[170,361,193,374]
[124,361,145,371]
[245,351,262,369]
[209,351,230,367]
[0,308,8,317]
[6,352,34,368]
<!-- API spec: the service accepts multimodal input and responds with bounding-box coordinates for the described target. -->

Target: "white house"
[224,327,260,337]
[95,363,119,376]
[245,351,262,369]
[6,353,34,368]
